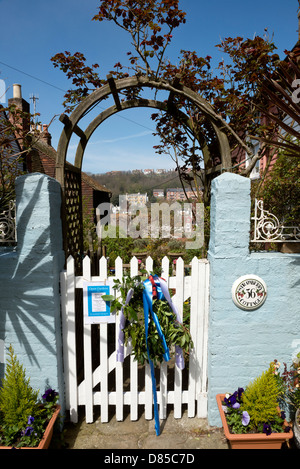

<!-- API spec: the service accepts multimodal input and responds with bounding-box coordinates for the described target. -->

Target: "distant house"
[166,188,198,201]
[106,170,122,176]
[153,188,164,198]
[121,192,148,207]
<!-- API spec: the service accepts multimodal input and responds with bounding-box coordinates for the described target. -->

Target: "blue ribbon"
[116,275,184,436]
[142,276,170,436]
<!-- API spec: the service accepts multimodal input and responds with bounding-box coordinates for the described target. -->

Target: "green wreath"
[109,274,193,367]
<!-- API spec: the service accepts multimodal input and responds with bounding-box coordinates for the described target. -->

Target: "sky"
[0,0,299,174]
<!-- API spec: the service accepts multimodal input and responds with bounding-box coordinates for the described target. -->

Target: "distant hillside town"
[91,168,203,206]
[118,187,199,208]
[105,168,175,176]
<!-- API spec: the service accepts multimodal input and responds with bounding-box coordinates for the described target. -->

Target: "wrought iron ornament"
[252,199,300,243]
[0,200,16,243]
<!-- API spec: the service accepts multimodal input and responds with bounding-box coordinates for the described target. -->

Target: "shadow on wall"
[0,173,65,396]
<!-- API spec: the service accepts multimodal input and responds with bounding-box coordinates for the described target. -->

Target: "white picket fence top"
[60,255,209,424]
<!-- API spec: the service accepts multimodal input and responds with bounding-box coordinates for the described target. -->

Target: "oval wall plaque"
[232,275,267,310]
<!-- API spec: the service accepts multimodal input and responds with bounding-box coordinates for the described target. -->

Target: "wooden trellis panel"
[64,165,83,273]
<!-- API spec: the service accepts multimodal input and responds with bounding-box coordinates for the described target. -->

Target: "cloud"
[68,130,154,152]
[89,130,153,145]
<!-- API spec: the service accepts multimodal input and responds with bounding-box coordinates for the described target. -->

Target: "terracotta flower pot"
[0,405,61,449]
[216,394,293,449]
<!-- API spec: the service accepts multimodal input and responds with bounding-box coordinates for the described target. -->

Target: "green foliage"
[0,107,27,211]
[222,363,290,435]
[102,226,135,265]
[111,274,193,367]
[0,345,41,433]
[82,195,98,253]
[278,353,300,413]
[240,364,283,431]
[225,408,249,434]
[289,353,300,411]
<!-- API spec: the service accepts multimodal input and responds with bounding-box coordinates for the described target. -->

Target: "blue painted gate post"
[0,173,65,411]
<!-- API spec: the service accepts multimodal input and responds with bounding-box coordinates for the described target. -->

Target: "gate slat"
[99,256,109,422]
[161,256,169,280]
[60,271,69,408]
[130,257,139,420]
[144,256,153,419]
[187,257,199,417]
[145,363,152,420]
[99,256,108,278]
[145,256,153,274]
[160,256,169,419]
[159,361,168,419]
[115,256,124,421]
[174,257,184,419]
[197,260,209,418]
[66,256,78,423]
[100,323,108,422]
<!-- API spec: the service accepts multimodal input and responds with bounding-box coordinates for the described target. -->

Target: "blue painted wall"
[0,173,65,407]
[207,172,300,426]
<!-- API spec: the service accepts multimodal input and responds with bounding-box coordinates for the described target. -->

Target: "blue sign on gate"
[83,281,115,324]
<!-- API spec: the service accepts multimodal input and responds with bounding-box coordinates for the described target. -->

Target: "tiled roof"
[33,138,111,194]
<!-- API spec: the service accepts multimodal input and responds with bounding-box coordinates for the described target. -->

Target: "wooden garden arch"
[55,74,232,267]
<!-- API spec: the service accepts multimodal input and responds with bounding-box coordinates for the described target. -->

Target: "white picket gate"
[60,255,209,424]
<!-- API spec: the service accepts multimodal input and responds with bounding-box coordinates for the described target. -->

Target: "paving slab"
[62,408,229,450]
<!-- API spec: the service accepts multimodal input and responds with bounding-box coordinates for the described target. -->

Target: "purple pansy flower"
[42,388,58,402]
[22,426,34,437]
[224,389,243,409]
[263,423,272,436]
[242,411,250,426]
[224,393,237,408]
[232,402,240,409]
[27,415,34,425]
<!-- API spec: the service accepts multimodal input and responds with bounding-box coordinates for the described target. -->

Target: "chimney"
[8,83,30,138]
[12,83,22,99]
[8,83,30,113]
[41,124,52,146]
